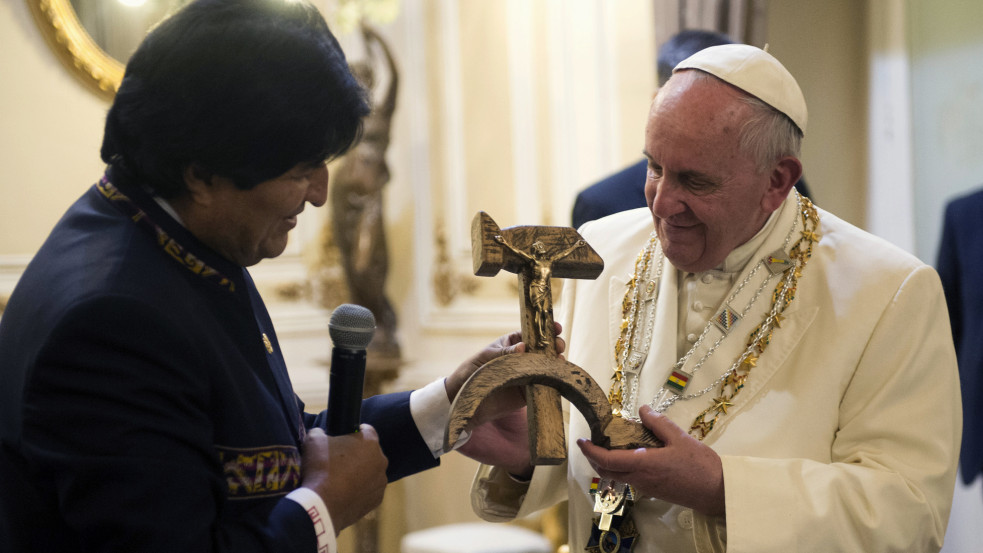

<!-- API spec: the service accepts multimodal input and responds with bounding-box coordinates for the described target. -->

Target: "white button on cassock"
[677,509,694,530]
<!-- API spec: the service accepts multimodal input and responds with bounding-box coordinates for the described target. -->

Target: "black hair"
[657,29,734,87]
[101,0,370,197]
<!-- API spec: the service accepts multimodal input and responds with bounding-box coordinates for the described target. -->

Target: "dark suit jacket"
[572,160,649,229]
[571,158,813,228]
[937,188,983,486]
[0,173,437,552]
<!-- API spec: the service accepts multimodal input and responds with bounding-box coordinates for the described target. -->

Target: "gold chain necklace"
[608,195,821,441]
[608,234,660,416]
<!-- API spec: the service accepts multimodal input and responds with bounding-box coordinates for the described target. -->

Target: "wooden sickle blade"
[445,353,662,461]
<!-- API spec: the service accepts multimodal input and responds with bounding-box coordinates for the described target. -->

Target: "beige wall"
[910,0,983,261]
[768,0,868,228]
[0,0,110,257]
[0,0,869,256]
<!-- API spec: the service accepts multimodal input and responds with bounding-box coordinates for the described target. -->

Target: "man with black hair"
[0,1,537,551]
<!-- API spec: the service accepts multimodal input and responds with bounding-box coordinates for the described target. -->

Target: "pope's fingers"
[576,438,619,465]
[576,438,648,474]
[638,405,688,445]
[483,331,525,362]
[505,330,524,347]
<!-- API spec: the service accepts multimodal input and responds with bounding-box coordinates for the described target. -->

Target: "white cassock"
[471,192,961,553]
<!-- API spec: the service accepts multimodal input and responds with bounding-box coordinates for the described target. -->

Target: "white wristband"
[286,487,336,553]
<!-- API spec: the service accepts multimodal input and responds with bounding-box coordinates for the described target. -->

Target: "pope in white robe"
[464,44,961,553]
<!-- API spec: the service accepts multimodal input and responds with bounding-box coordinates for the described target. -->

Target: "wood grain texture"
[468,211,607,463]
[444,353,662,458]
[457,211,659,464]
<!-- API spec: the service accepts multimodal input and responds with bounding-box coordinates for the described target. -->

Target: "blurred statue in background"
[331,25,400,357]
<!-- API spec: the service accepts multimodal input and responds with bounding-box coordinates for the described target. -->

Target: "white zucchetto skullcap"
[674,44,807,135]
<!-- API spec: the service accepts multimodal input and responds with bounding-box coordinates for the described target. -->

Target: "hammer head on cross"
[471,211,603,354]
[471,211,604,280]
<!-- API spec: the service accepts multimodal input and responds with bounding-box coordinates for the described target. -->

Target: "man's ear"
[182,164,215,206]
[763,156,803,211]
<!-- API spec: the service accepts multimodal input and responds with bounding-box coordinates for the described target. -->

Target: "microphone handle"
[326,347,366,436]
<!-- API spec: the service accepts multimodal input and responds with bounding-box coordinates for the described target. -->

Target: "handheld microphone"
[326,304,375,436]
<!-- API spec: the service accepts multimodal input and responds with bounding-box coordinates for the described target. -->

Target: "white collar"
[148,190,185,227]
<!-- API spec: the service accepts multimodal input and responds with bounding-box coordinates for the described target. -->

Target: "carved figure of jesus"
[494,236,586,348]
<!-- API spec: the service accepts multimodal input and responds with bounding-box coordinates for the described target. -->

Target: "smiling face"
[643,71,791,273]
[178,162,329,267]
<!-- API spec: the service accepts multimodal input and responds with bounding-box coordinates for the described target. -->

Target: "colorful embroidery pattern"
[217,445,302,499]
[713,307,740,333]
[97,179,237,293]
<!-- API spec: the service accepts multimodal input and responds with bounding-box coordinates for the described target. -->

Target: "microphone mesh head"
[329,304,376,349]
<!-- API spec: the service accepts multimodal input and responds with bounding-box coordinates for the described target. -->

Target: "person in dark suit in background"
[937,187,983,495]
[572,29,811,229]
[0,1,541,551]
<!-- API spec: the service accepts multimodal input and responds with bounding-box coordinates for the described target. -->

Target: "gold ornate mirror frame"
[27,0,125,100]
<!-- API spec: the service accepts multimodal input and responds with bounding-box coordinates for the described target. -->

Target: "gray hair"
[688,70,802,173]
[737,94,802,173]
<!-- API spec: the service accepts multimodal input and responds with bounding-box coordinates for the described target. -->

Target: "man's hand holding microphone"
[302,304,386,534]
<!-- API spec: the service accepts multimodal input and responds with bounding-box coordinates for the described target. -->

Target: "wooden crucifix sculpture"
[446,212,661,465]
